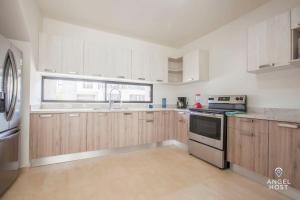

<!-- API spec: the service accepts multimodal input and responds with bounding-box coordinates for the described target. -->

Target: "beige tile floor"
[2,146,290,200]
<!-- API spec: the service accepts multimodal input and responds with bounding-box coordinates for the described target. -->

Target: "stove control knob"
[235,97,240,101]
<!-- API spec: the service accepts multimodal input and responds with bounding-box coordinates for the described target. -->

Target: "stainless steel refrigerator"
[0,34,22,196]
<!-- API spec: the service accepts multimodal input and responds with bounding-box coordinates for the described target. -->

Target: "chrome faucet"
[108,88,122,110]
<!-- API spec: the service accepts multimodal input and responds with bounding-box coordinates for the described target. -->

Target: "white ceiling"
[35,0,269,47]
[0,0,29,41]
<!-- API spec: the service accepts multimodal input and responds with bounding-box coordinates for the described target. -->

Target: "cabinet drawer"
[139,111,155,120]
[235,118,268,134]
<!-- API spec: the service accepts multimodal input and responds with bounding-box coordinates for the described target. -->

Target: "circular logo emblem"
[274,167,283,178]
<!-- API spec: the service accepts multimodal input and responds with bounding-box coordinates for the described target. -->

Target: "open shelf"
[168,57,183,83]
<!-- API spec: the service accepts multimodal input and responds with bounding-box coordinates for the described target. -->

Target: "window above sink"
[42,76,153,103]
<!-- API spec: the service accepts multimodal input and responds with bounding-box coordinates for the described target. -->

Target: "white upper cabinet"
[182,49,209,82]
[84,41,109,77]
[291,6,300,29]
[61,37,84,75]
[150,53,168,83]
[132,48,151,81]
[107,46,132,79]
[39,33,62,73]
[132,48,168,82]
[247,11,291,72]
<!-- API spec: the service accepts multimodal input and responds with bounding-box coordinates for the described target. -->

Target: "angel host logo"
[267,167,291,191]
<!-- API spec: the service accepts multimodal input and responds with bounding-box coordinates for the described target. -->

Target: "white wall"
[177,0,300,109]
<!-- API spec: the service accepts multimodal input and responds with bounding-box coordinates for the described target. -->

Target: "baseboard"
[30,140,187,167]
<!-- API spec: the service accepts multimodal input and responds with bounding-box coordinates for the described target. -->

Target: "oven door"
[189,112,224,150]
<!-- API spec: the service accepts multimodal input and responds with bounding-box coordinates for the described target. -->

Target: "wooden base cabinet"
[154,111,175,142]
[176,112,189,144]
[227,117,269,176]
[61,113,87,154]
[112,112,139,148]
[86,113,113,151]
[30,114,62,159]
[269,121,300,189]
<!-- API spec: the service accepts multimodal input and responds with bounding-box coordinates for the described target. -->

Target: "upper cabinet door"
[132,48,151,81]
[247,11,291,72]
[271,11,291,67]
[84,41,109,77]
[111,46,132,79]
[61,37,84,75]
[39,33,62,73]
[183,49,209,82]
[291,6,300,29]
[150,53,168,83]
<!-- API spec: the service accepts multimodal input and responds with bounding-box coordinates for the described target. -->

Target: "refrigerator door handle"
[3,50,18,121]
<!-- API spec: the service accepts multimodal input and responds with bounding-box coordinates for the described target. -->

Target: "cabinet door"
[86,113,112,151]
[39,33,62,73]
[155,111,175,142]
[176,112,189,144]
[112,112,139,148]
[132,48,151,81]
[30,114,61,159]
[183,50,199,82]
[150,53,168,83]
[230,118,269,176]
[61,113,87,154]
[270,11,291,67]
[84,41,108,77]
[112,47,132,79]
[62,37,84,75]
[139,119,156,144]
[269,121,300,189]
[292,6,300,29]
[248,21,270,72]
[248,11,291,72]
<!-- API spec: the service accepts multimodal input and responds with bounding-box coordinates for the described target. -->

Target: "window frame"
[41,76,153,103]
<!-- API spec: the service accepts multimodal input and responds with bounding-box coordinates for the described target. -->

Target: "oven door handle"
[190,112,223,119]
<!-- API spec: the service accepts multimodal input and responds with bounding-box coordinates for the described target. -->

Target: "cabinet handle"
[146,111,153,114]
[146,120,154,123]
[179,119,185,123]
[123,112,132,115]
[39,114,52,118]
[69,113,80,117]
[97,113,107,116]
[240,118,254,123]
[138,78,145,80]
[117,76,125,79]
[188,78,194,81]
[259,64,273,69]
[44,69,56,73]
[278,123,299,129]
[68,72,78,74]
[156,80,163,82]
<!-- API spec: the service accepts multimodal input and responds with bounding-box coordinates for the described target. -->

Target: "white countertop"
[30,107,190,114]
[233,113,300,124]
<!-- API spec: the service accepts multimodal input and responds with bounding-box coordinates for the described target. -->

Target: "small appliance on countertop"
[177,97,188,109]
[188,95,247,169]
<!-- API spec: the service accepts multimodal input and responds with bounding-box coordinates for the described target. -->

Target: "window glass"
[106,83,152,102]
[42,77,153,103]
[43,78,105,102]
